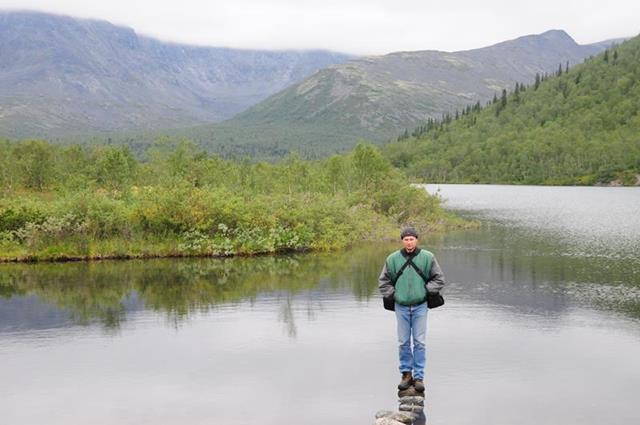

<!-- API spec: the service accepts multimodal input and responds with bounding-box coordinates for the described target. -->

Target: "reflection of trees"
[0,263,133,328]
[4,228,640,330]
[0,243,392,329]
[0,271,26,298]
[430,228,640,320]
[614,300,640,319]
[278,295,297,338]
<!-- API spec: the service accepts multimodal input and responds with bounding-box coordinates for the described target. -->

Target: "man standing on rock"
[378,226,446,393]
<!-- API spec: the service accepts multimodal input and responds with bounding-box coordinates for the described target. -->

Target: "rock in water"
[374,409,416,424]
[399,404,424,413]
[375,410,396,419]
[374,418,406,425]
[388,411,416,424]
[399,396,424,406]
[375,382,425,424]
[397,387,425,397]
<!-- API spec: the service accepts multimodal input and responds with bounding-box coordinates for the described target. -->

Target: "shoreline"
[0,219,475,265]
[0,246,310,264]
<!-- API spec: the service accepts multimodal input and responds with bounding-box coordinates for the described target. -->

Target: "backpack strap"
[390,259,412,286]
[407,259,430,284]
[390,248,423,286]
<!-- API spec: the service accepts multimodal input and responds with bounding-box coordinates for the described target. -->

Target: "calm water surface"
[1,185,639,425]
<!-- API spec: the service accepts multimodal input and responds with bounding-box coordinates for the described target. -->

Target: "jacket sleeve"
[378,262,395,298]
[426,257,446,294]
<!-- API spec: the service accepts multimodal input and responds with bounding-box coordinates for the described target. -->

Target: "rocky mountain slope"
[220,30,610,149]
[0,11,351,138]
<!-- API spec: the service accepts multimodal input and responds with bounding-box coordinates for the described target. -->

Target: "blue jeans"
[395,302,428,380]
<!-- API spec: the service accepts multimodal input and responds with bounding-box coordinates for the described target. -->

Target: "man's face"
[402,236,417,252]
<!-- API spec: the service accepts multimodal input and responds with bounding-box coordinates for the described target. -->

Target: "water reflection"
[0,245,391,332]
[432,226,640,320]
[278,295,297,337]
[2,219,640,335]
[426,185,640,261]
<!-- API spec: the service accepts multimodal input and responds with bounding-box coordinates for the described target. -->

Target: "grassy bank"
[0,141,469,262]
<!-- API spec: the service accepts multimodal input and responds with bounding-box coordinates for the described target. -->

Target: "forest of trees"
[0,140,462,261]
[385,35,640,185]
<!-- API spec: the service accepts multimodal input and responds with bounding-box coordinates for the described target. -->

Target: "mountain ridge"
[0,10,352,138]
[177,29,614,157]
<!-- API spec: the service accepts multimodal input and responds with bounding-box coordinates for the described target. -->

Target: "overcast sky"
[1,1,638,55]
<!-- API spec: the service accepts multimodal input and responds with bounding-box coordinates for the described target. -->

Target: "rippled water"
[426,184,640,259]
[1,185,640,425]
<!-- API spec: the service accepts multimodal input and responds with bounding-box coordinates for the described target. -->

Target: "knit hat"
[400,226,419,239]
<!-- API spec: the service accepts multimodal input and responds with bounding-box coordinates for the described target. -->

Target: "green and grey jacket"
[378,248,446,306]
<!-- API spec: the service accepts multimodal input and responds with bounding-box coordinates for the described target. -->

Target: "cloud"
[0,0,638,54]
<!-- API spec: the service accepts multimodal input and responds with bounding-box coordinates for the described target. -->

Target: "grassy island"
[0,140,467,262]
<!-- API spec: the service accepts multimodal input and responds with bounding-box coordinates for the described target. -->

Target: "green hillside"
[109,30,607,160]
[384,35,640,185]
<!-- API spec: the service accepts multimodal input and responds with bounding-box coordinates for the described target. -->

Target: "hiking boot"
[398,372,413,390]
[413,378,425,392]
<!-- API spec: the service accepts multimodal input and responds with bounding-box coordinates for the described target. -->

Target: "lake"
[1,184,639,425]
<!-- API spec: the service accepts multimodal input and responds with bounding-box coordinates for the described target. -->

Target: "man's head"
[400,226,419,252]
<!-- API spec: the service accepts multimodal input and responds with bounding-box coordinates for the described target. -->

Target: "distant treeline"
[0,140,463,261]
[386,36,640,185]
